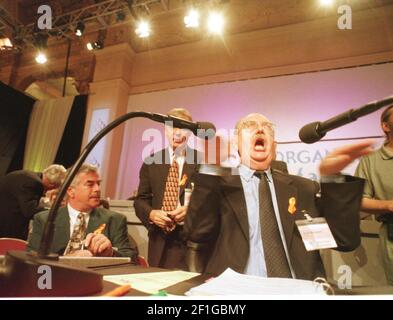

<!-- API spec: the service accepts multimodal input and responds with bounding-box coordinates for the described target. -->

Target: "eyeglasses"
[241,120,275,132]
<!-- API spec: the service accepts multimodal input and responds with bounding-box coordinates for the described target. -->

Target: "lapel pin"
[288,197,297,215]
[94,223,106,235]
[179,174,188,187]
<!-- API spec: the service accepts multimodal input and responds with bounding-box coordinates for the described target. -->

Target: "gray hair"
[42,164,67,187]
[70,163,99,187]
[167,108,193,121]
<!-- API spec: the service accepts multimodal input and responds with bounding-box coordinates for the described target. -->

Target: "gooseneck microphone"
[39,112,215,258]
[299,95,393,144]
[0,111,215,297]
[148,113,216,139]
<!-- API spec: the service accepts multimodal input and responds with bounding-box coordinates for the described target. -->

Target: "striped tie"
[257,172,292,278]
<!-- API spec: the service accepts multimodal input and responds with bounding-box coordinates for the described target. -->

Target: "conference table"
[90,263,393,297]
[2,255,393,297]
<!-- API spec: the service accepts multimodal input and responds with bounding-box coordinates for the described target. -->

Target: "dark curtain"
[54,95,88,168]
[0,81,35,175]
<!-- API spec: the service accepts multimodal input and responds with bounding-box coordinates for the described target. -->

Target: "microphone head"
[299,121,325,144]
[196,122,216,140]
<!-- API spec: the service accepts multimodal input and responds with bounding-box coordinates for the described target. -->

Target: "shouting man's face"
[237,113,275,171]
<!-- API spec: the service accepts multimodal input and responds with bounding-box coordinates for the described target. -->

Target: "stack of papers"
[104,270,200,294]
[186,268,327,296]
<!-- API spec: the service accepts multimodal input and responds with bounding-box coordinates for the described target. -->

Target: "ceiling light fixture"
[135,21,151,38]
[75,21,85,37]
[35,52,47,64]
[207,12,224,34]
[184,9,200,28]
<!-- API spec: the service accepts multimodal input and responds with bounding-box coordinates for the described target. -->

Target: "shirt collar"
[168,145,186,161]
[238,164,272,182]
[381,144,393,160]
[67,203,91,218]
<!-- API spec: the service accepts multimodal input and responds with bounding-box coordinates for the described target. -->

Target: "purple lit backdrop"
[116,63,393,198]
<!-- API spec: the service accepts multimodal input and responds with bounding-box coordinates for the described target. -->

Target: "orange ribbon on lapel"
[179,174,188,187]
[288,197,296,215]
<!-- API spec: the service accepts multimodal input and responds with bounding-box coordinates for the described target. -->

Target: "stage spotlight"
[207,12,224,34]
[86,42,94,51]
[94,40,104,49]
[35,52,47,64]
[319,0,334,6]
[86,40,103,51]
[184,9,200,28]
[75,21,85,37]
[135,21,150,38]
[0,37,13,50]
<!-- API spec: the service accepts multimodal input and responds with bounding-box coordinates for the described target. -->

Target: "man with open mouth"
[184,113,373,281]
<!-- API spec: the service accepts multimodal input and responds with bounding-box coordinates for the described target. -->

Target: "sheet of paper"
[186,268,327,296]
[104,270,200,294]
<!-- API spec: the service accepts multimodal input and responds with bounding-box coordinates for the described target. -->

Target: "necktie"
[162,158,179,212]
[257,172,292,278]
[64,212,87,255]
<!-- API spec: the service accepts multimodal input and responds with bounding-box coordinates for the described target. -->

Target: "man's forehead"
[242,113,270,123]
[78,172,100,181]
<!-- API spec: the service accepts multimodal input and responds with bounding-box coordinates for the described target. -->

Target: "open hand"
[319,139,374,176]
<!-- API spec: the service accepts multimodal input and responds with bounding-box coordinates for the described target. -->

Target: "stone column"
[83,43,134,198]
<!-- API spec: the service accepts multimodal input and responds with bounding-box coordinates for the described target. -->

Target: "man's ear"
[67,187,74,199]
[382,122,392,135]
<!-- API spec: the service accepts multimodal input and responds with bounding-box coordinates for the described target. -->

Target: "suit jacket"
[0,170,44,239]
[184,169,365,280]
[27,207,137,259]
[134,148,201,267]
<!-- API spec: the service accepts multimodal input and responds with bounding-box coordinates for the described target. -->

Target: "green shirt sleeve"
[354,157,374,199]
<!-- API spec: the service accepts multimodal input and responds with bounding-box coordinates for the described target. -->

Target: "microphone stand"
[0,111,186,297]
[299,95,393,144]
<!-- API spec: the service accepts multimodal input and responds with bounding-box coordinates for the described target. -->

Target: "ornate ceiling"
[1,0,393,53]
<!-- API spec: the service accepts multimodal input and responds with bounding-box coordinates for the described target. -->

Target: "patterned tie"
[257,172,292,278]
[162,158,179,212]
[64,212,87,255]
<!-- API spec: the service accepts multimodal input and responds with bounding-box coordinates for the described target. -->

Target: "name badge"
[295,213,337,251]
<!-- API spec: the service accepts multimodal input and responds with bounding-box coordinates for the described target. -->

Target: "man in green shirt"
[355,105,393,285]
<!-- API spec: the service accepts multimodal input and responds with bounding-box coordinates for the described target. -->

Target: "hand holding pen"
[83,224,114,257]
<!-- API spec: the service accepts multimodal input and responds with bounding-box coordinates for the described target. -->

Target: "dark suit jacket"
[134,148,201,267]
[0,170,44,239]
[271,160,289,174]
[27,207,137,259]
[184,169,364,280]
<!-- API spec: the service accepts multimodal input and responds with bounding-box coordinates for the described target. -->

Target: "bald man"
[185,113,372,280]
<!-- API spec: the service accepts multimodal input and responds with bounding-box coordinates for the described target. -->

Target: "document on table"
[104,270,200,294]
[186,268,327,296]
